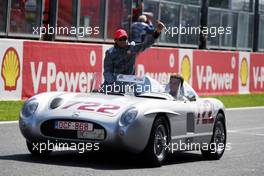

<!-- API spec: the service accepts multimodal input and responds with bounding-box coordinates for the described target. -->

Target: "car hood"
[35,92,146,121]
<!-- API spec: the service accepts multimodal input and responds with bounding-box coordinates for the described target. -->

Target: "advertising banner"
[136,47,179,85]
[239,52,250,94]
[22,41,102,98]
[1,39,263,100]
[179,49,193,86]
[0,39,23,100]
[250,53,264,93]
[193,50,239,95]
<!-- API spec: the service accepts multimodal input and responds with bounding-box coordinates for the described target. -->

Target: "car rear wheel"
[201,113,226,160]
[143,117,169,167]
[26,141,52,157]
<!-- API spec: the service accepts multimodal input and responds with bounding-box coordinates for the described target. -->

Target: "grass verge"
[0,94,264,121]
[207,93,264,108]
[0,101,24,121]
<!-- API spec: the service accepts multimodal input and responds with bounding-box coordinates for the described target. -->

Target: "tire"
[201,113,226,160]
[26,141,53,157]
[143,116,169,167]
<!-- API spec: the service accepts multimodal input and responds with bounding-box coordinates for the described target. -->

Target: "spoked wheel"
[154,124,167,161]
[214,120,226,155]
[201,113,226,160]
[143,117,169,167]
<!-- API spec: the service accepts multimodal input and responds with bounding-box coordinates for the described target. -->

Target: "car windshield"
[91,73,166,96]
[90,73,198,99]
[100,74,165,96]
[122,75,166,96]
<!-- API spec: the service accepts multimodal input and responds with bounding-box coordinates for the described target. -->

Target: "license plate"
[77,129,105,140]
[54,121,93,131]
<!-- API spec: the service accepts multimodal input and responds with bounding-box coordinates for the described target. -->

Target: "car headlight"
[21,99,39,118]
[120,107,138,126]
[50,97,63,109]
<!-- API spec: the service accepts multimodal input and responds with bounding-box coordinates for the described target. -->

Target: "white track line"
[227,106,264,111]
[228,131,264,137]
[0,121,18,124]
[228,126,264,133]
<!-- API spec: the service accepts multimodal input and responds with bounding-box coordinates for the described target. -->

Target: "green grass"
[0,101,24,121]
[0,94,264,121]
[203,93,264,108]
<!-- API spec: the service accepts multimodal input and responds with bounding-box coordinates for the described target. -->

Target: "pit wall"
[0,39,263,100]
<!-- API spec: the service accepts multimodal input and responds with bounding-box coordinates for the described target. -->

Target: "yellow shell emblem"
[1,47,20,91]
[240,57,248,86]
[181,55,191,82]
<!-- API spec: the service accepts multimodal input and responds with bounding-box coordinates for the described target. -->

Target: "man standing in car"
[103,21,165,85]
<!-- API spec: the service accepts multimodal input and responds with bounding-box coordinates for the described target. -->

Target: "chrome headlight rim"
[21,98,39,118]
[119,107,138,126]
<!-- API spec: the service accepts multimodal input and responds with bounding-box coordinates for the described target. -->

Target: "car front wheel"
[143,117,169,167]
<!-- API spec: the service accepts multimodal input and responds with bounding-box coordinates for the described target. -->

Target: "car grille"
[40,119,106,141]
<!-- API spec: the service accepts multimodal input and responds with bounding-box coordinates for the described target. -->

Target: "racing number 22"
[62,102,120,115]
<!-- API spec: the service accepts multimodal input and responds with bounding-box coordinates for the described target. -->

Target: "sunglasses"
[170,79,181,85]
[118,37,128,41]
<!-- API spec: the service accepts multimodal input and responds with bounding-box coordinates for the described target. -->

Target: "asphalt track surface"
[1,107,264,176]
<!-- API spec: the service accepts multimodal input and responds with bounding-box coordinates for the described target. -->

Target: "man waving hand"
[103,21,165,85]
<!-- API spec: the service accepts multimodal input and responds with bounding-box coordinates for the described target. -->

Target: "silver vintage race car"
[19,75,227,166]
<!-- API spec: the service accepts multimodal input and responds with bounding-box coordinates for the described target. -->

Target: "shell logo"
[181,55,191,82]
[1,47,20,91]
[240,57,248,87]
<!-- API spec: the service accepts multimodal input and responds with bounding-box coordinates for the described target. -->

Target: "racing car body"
[19,75,227,166]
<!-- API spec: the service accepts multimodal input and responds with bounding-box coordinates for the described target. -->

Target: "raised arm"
[133,21,165,53]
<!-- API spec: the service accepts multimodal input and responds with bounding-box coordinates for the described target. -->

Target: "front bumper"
[19,114,153,154]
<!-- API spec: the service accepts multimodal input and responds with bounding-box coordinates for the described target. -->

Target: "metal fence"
[0,0,263,51]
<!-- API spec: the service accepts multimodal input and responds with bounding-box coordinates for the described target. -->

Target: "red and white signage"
[0,39,23,100]
[179,49,193,86]
[136,47,179,85]
[250,53,264,93]
[0,38,264,100]
[193,50,239,95]
[239,52,250,94]
[22,41,102,98]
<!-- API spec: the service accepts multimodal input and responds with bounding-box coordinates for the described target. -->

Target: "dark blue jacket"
[103,32,159,84]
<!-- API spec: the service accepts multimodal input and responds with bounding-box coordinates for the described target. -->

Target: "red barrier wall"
[193,50,239,95]
[22,41,102,99]
[136,47,179,85]
[1,39,263,99]
[250,53,264,93]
